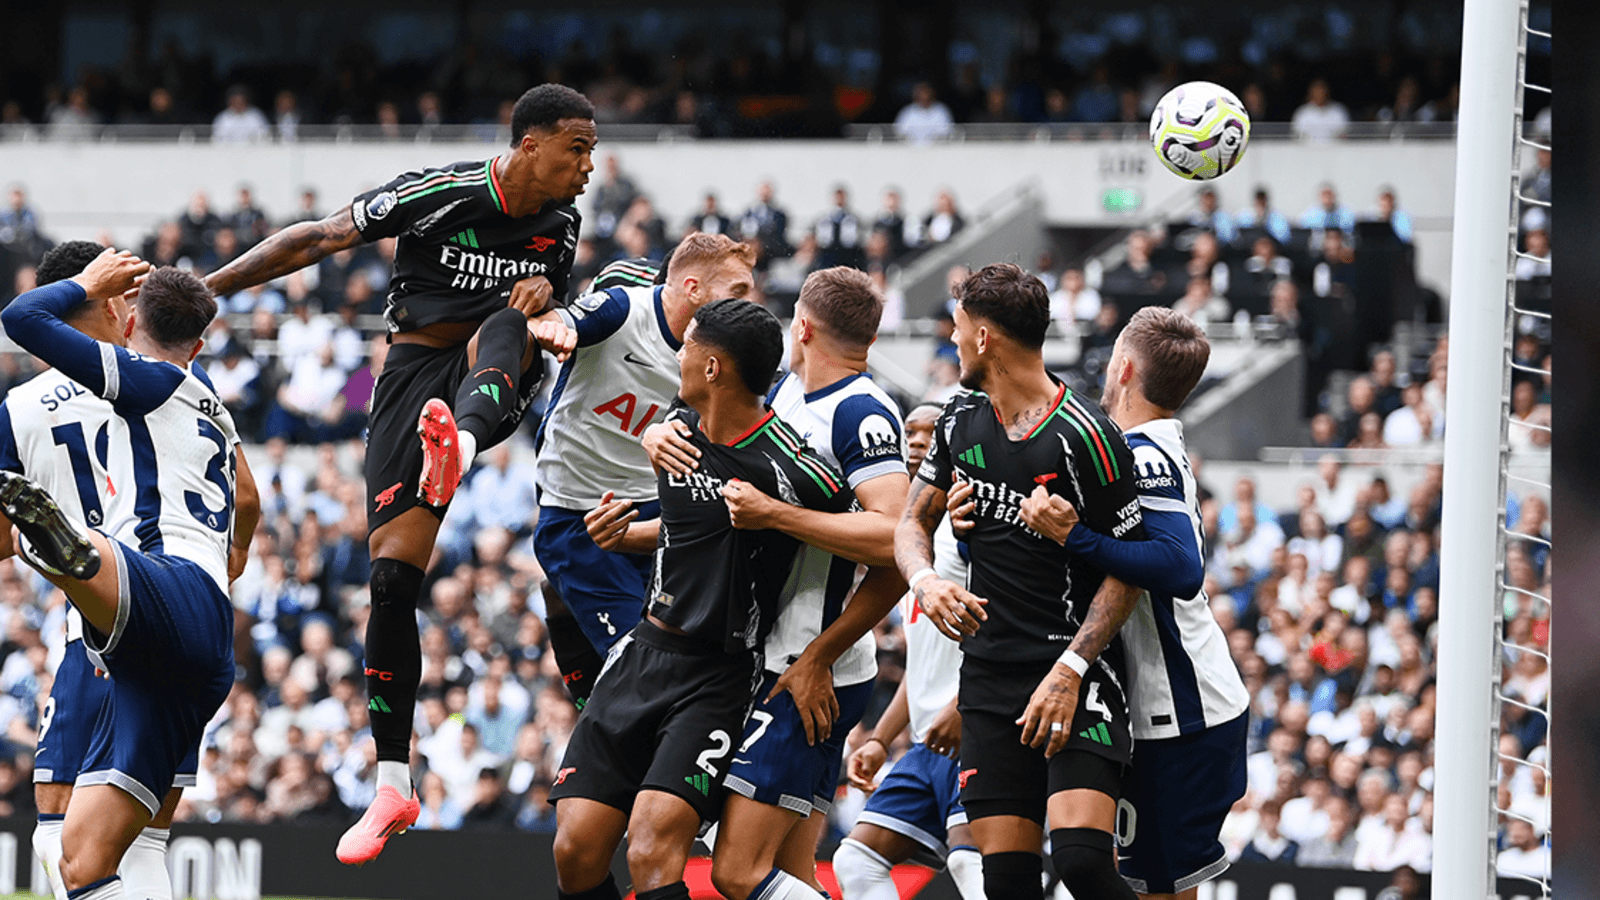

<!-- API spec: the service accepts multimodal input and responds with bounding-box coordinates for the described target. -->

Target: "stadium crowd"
[0,3,1547,143]
[0,152,1551,879]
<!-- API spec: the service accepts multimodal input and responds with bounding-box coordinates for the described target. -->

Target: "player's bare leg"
[1046,788,1137,900]
[57,784,148,892]
[552,797,628,899]
[625,791,704,893]
[712,795,827,900]
[773,809,830,893]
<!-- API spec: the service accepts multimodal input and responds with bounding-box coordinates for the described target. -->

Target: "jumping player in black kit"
[204,84,592,864]
[551,299,857,900]
[894,264,1147,900]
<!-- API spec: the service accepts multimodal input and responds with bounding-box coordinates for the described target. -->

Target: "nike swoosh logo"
[623,352,653,368]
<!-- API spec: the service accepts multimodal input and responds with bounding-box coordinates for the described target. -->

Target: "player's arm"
[723,472,906,567]
[1021,487,1203,598]
[205,206,364,296]
[230,449,261,584]
[846,675,909,792]
[584,490,661,555]
[1,251,143,398]
[895,430,986,642]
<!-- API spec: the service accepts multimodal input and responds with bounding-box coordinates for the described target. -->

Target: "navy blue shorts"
[35,632,111,786]
[77,543,234,815]
[534,503,658,654]
[725,671,874,817]
[1119,713,1249,894]
[857,743,969,867]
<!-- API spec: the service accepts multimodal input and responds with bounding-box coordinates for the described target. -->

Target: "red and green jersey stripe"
[486,157,509,213]
[395,166,488,206]
[758,417,842,496]
[1054,392,1120,486]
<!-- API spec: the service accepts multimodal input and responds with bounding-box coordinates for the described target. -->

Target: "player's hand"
[584,491,639,552]
[228,543,250,584]
[914,577,987,641]
[846,737,888,793]
[1019,484,1079,546]
[721,479,780,530]
[529,314,576,363]
[642,420,700,475]
[924,703,962,759]
[768,651,839,746]
[507,275,554,317]
[946,478,976,538]
[1018,663,1080,758]
[72,248,150,301]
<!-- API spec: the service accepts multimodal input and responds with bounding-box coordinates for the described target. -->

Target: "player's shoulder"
[592,257,660,291]
[938,389,990,427]
[355,159,494,230]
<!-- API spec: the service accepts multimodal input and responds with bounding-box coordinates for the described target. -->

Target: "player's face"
[904,418,936,475]
[1101,334,1127,410]
[697,257,755,308]
[952,304,987,391]
[525,118,598,202]
[677,322,711,408]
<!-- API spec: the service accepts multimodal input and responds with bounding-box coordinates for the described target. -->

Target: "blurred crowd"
[0,3,1548,141]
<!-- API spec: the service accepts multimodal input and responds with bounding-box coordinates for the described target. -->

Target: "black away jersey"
[350,158,580,333]
[647,408,857,655]
[917,384,1146,663]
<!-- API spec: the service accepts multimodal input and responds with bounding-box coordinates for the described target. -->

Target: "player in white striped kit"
[834,402,984,900]
[966,307,1249,899]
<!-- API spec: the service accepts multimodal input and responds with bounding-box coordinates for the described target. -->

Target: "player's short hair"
[35,241,104,287]
[1119,306,1209,411]
[797,266,883,347]
[956,262,1050,350]
[692,298,784,397]
[665,232,757,279]
[510,84,595,145]
[137,266,217,349]
[907,401,944,422]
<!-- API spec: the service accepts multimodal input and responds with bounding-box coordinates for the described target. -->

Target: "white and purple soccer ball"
[1149,81,1251,181]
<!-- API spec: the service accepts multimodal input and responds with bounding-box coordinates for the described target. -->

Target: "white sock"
[946,847,985,900]
[118,827,171,900]
[376,760,411,796]
[832,839,898,900]
[456,431,478,472]
[33,817,67,900]
[751,868,829,900]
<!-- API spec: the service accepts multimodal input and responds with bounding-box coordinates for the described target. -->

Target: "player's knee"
[552,826,606,886]
[624,822,690,885]
[832,838,891,892]
[59,847,114,892]
[1050,828,1125,898]
[982,850,1043,900]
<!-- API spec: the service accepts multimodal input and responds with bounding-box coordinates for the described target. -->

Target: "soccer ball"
[1149,82,1251,181]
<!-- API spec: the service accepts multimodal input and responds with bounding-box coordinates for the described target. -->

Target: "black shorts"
[364,340,541,532]
[548,620,760,824]
[958,653,1131,825]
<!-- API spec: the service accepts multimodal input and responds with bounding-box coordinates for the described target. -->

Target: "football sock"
[32,815,66,900]
[452,307,528,467]
[365,558,425,765]
[547,608,602,707]
[982,851,1043,900]
[377,760,412,797]
[64,875,119,900]
[557,873,622,900]
[946,846,985,900]
[1050,828,1137,900]
[832,838,897,900]
[119,827,171,900]
[635,884,691,900]
[748,868,828,900]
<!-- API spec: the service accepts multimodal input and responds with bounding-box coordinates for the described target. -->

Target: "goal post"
[1432,0,1527,896]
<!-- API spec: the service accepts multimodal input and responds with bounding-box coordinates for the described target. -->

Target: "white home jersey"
[537,285,683,510]
[902,516,968,743]
[765,372,907,687]
[1121,418,1250,740]
[0,369,139,644]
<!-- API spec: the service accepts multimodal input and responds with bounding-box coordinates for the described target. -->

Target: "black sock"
[635,884,690,900]
[557,874,622,900]
[1050,828,1136,900]
[365,558,425,762]
[983,851,1043,900]
[547,607,602,708]
[453,307,528,445]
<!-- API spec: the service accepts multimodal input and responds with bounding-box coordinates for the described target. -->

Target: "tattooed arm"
[205,206,365,296]
[895,479,987,642]
[1067,574,1143,665]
